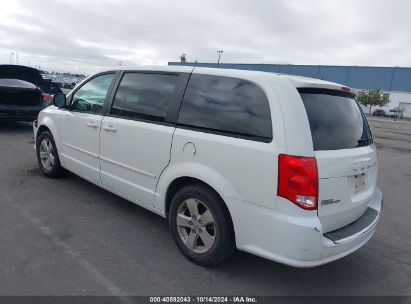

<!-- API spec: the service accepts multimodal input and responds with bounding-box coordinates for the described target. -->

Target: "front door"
[60,73,115,182]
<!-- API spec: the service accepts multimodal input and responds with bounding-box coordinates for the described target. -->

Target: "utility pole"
[217,50,223,68]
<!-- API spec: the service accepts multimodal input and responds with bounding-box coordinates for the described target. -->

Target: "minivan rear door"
[299,88,378,233]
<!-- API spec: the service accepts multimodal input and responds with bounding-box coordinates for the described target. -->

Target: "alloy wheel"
[176,198,216,253]
[39,138,55,171]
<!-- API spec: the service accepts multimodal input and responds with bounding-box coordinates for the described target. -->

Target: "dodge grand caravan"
[33,66,382,267]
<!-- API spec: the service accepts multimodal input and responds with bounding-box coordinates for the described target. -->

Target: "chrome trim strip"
[99,156,156,179]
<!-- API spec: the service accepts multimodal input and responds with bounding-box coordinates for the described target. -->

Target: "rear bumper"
[225,188,382,267]
[0,105,42,121]
[323,207,379,244]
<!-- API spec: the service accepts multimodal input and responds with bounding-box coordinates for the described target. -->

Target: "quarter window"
[111,73,178,122]
[71,73,114,113]
[177,74,272,141]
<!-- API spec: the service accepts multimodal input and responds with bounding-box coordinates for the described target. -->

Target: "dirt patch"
[24,167,42,176]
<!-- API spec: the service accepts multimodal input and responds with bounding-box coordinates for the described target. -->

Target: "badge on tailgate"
[351,159,377,175]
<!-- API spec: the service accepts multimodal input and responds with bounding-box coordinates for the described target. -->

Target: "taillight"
[42,93,51,102]
[278,154,318,210]
[41,93,52,106]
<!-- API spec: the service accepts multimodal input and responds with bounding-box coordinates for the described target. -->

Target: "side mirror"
[53,93,66,108]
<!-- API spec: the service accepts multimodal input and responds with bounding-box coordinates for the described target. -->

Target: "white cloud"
[0,0,410,74]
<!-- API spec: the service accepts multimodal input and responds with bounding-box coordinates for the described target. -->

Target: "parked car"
[33,66,382,267]
[388,108,404,119]
[53,80,64,88]
[372,109,387,117]
[0,65,62,121]
[62,79,77,89]
[40,79,64,95]
[0,78,43,122]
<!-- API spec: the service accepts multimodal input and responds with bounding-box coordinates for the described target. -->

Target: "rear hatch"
[299,88,377,233]
[0,64,44,86]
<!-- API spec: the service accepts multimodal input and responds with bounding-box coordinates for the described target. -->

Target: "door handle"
[87,122,98,129]
[102,125,117,133]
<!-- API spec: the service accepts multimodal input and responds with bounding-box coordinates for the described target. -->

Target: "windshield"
[299,88,373,151]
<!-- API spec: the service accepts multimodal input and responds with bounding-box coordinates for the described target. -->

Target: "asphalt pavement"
[0,117,410,296]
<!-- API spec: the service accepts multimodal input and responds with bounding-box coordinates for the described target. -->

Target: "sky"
[0,0,410,74]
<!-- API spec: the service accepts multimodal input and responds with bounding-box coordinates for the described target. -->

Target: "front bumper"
[225,188,382,267]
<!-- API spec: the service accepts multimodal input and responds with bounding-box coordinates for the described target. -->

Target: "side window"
[111,73,178,122]
[177,74,272,140]
[71,73,115,113]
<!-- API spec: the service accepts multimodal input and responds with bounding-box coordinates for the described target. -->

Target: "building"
[168,62,411,118]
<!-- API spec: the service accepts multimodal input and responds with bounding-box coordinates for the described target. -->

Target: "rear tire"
[169,183,235,266]
[36,131,65,178]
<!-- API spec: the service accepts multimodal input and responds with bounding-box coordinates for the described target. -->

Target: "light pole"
[217,50,223,68]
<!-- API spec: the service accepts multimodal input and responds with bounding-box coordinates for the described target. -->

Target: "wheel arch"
[165,176,216,215]
[36,124,51,139]
[164,175,237,244]
[156,161,240,212]
[36,116,62,161]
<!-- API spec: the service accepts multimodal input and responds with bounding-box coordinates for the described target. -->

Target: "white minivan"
[33,66,382,267]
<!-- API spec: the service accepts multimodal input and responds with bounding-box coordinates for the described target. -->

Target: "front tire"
[169,184,235,266]
[36,131,65,178]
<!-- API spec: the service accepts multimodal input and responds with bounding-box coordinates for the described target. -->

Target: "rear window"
[299,88,373,151]
[177,74,272,141]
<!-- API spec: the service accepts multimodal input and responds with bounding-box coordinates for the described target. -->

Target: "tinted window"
[178,74,272,140]
[299,89,373,151]
[71,73,114,113]
[111,73,178,122]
